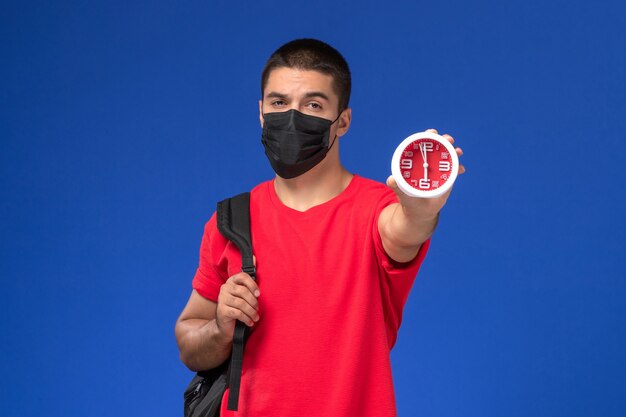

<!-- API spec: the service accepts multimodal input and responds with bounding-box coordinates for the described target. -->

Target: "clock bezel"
[391,131,459,198]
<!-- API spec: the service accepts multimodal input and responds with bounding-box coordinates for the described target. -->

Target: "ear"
[258,100,264,127]
[336,108,352,137]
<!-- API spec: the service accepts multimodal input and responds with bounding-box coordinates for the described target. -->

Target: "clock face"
[391,132,459,198]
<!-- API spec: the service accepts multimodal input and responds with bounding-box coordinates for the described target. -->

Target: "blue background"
[2,1,625,416]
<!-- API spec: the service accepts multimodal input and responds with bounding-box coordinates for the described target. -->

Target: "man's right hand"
[216,272,261,341]
[175,269,260,372]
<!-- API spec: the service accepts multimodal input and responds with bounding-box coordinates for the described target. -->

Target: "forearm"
[176,318,232,372]
[380,202,439,262]
[395,202,439,246]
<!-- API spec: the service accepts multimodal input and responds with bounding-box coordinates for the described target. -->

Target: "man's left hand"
[379,128,465,263]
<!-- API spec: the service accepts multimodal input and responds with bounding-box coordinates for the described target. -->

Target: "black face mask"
[261,109,341,179]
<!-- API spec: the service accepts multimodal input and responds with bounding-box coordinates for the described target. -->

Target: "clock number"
[403,151,414,157]
[400,159,413,169]
[438,161,451,172]
[419,178,431,189]
[422,142,433,152]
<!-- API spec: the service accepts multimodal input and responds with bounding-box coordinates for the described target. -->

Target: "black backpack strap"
[217,192,254,273]
[216,192,255,412]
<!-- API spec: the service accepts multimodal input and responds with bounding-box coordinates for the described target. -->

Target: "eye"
[306,102,322,110]
[270,99,286,107]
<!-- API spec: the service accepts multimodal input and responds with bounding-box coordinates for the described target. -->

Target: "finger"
[455,147,466,174]
[442,134,455,145]
[221,280,260,315]
[386,175,398,190]
[231,272,261,297]
[426,128,438,134]
[218,303,258,327]
[223,293,259,323]
[226,282,260,311]
[386,175,408,199]
[219,284,260,323]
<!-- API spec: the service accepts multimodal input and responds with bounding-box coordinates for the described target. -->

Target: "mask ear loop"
[327,109,344,151]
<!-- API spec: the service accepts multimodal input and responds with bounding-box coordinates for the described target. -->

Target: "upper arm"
[178,289,217,321]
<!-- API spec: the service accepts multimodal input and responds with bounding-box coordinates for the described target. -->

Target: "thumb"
[386,175,404,197]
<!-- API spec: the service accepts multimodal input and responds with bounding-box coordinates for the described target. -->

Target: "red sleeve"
[371,189,431,348]
[191,213,230,302]
[372,190,430,275]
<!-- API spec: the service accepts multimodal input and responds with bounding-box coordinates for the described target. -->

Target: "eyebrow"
[265,91,330,101]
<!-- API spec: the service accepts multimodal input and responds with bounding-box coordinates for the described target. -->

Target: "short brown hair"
[261,39,352,112]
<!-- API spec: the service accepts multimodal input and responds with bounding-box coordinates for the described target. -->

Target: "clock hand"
[420,143,429,180]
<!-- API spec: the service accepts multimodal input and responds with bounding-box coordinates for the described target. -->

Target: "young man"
[176,38,464,416]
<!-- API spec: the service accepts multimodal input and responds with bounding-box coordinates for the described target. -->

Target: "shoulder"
[353,175,392,194]
[200,178,273,257]
[251,179,272,193]
[249,179,273,200]
[351,175,398,208]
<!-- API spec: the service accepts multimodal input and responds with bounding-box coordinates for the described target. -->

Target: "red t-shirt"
[192,175,429,417]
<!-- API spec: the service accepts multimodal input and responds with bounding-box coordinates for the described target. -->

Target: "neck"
[273,151,353,212]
